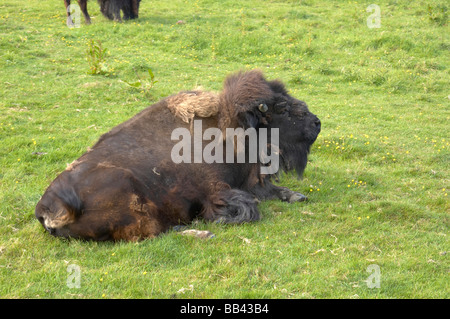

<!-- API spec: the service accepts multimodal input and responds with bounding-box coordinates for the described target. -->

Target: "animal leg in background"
[105,0,123,22]
[118,0,141,20]
[65,0,91,26]
[131,0,140,19]
[78,0,91,24]
[122,0,141,20]
[99,0,141,22]
[98,0,113,20]
[121,0,133,20]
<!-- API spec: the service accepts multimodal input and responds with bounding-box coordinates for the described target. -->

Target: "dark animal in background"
[35,70,321,241]
[64,0,141,26]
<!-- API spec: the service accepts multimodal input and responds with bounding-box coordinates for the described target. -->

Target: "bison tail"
[203,189,260,224]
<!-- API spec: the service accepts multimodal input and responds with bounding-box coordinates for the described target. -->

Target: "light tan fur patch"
[166,90,220,123]
[66,159,80,171]
[44,209,73,229]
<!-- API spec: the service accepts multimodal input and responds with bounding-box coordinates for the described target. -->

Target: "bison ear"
[268,80,288,96]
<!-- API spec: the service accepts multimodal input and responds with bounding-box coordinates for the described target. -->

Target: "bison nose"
[46,226,57,235]
[314,118,321,130]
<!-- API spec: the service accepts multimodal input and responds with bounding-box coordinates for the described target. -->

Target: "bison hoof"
[66,18,75,27]
[288,192,307,203]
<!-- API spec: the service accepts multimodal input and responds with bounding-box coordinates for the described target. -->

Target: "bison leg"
[122,0,132,20]
[131,0,140,19]
[64,0,74,26]
[112,5,122,22]
[250,182,307,203]
[104,0,122,22]
[203,189,260,224]
[65,0,91,26]
[99,0,114,20]
[77,0,91,24]
[123,0,139,20]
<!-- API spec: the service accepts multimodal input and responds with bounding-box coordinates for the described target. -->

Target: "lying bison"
[65,0,141,26]
[35,70,321,241]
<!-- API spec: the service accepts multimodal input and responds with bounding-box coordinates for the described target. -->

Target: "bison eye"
[258,103,268,112]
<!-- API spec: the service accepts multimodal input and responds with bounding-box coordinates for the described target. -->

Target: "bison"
[35,70,321,241]
[65,0,141,26]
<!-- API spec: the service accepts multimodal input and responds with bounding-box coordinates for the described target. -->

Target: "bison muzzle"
[35,70,321,241]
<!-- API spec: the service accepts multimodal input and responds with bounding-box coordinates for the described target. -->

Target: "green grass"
[0,0,448,299]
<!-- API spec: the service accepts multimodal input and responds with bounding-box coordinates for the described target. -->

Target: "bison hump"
[166,90,219,123]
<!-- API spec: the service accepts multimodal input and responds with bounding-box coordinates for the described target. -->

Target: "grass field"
[0,0,448,299]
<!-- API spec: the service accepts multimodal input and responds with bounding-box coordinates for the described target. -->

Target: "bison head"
[218,70,321,177]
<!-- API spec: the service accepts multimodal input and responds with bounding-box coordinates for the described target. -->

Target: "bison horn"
[258,103,268,112]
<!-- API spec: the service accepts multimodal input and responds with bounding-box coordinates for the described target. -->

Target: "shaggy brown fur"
[35,70,321,241]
